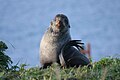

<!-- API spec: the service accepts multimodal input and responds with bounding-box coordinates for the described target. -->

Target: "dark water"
[0,0,120,67]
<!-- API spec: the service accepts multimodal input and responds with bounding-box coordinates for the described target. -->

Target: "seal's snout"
[55,19,61,29]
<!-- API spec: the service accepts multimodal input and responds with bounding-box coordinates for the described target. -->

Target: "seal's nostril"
[56,20,61,28]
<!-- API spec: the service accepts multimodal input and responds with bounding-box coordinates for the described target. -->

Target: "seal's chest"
[46,41,63,52]
[40,33,68,55]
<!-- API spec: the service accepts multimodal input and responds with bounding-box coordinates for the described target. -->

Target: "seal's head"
[50,14,70,36]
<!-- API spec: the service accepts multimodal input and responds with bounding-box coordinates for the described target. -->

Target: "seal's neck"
[46,27,71,42]
[50,27,70,37]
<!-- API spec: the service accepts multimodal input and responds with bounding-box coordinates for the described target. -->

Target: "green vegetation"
[0,41,13,70]
[0,41,120,80]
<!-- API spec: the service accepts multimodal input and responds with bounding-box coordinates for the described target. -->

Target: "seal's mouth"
[55,19,64,29]
[50,20,64,36]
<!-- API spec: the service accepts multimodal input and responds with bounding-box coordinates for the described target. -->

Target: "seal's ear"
[69,25,70,28]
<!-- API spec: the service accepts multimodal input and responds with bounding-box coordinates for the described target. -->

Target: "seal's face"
[50,14,70,36]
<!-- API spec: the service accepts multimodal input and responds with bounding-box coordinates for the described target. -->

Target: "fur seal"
[40,14,71,68]
[40,14,90,68]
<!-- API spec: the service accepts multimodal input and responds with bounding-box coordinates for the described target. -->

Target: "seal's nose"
[55,20,61,29]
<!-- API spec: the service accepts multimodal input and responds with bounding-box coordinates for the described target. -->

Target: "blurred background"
[0,0,120,67]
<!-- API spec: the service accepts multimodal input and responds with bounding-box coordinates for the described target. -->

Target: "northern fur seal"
[40,14,90,68]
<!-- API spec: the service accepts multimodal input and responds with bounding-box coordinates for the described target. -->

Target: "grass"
[0,41,120,80]
[0,58,120,80]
